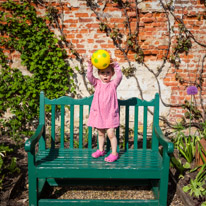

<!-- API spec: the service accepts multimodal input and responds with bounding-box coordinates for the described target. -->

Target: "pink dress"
[87,63,123,129]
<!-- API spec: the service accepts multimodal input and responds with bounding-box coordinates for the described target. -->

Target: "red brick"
[86,23,100,28]
[79,18,93,23]
[75,13,89,17]
[66,34,75,39]
[142,17,155,23]
[110,18,125,23]
[76,44,85,48]
[79,29,89,33]
[64,19,78,23]
[72,39,79,44]
[96,40,106,43]
[76,34,83,38]
[128,11,136,17]
[87,39,94,43]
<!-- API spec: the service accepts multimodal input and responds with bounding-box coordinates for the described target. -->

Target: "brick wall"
[1,0,206,125]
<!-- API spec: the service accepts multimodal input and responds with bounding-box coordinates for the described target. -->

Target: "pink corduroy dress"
[87,63,122,129]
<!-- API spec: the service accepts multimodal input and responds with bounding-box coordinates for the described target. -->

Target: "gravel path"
[45,179,185,206]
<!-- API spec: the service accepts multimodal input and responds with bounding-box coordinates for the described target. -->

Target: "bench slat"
[125,105,129,151]
[116,104,120,151]
[39,199,159,206]
[88,127,92,149]
[88,105,92,149]
[79,105,83,149]
[134,105,138,149]
[60,106,65,149]
[118,97,155,107]
[70,105,74,148]
[143,106,148,150]
[45,95,93,105]
[51,105,55,149]
[37,168,161,179]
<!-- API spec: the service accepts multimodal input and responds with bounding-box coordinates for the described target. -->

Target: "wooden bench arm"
[154,126,174,154]
[25,124,45,152]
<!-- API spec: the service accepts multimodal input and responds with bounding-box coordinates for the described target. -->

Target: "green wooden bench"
[25,91,174,206]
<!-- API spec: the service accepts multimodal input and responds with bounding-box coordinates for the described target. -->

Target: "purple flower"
[187,86,198,95]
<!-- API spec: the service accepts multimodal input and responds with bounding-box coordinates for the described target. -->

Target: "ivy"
[170,23,192,68]
[0,0,76,138]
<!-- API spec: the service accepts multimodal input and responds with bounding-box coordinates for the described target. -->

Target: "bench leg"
[159,176,169,206]
[28,176,38,206]
[159,153,170,206]
[38,178,47,196]
[151,180,159,199]
[28,153,38,206]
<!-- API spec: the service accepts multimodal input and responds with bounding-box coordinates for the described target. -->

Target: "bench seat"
[36,149,162,179]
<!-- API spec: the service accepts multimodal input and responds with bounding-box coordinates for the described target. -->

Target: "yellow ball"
[91,50,110,70]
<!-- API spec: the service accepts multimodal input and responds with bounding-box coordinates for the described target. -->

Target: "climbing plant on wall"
[0,0,76,137]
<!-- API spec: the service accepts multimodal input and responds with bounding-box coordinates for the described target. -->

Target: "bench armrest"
[25,124,45,152]
[155,126,174,154]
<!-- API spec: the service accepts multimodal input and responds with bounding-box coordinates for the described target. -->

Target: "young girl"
[87,56,122,162]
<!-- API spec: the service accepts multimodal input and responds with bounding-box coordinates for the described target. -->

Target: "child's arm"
[113,62,123,87]
[87,58,98,86]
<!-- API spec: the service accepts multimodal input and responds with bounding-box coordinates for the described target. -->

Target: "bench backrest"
[38,91,160,152]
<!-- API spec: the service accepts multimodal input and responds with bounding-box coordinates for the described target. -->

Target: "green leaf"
[183,185,190,193]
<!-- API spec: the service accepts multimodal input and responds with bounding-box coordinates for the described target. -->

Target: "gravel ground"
[44,180,185,206]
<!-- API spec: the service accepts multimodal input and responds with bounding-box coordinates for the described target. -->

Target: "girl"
[87,56,122,162]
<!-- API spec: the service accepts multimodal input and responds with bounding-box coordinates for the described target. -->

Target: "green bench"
[25,91,174,206]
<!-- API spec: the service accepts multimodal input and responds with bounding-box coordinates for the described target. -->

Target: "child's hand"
[110,57,117,65]
[87,56,93,68]
[110,57,119,68]
[110,57,115,64]
[113,62,119,68]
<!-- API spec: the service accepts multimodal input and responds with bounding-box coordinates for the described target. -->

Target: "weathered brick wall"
[1,0,206,125]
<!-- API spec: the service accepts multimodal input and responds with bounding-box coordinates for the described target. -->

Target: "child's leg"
[98,129,106,151]
[106,128,117,156]
[92,129,106,158]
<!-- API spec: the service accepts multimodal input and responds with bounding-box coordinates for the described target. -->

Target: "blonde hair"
[98,65,114,74]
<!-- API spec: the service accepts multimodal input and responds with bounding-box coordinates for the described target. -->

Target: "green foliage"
[173,128,199,164]
[201,201,206,206]
[0,0,76,137]
[183,164,206,198]
[0,145,13,170]
[170,23,192,68]
[0,144,20,189]
[197,141,206,164]
[182,100,203,123]
[173,100,206,200]
[111,0,131,9]
[7,157,20,174]
[177,94,206,133]
[183,179,206,198]
[170,156,190,177]
[122,66,136,78]
[199,121,206,140]
[83,127,89,146]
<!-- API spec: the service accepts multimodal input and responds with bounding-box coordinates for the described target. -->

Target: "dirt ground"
[0,135,199,206]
